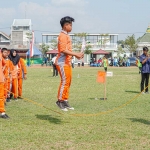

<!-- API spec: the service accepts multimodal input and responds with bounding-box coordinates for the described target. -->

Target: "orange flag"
[97,71,106,83]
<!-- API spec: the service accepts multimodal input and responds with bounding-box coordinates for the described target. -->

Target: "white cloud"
[51,0,88,6]
[0,1,112,41]
[18,1,88,31]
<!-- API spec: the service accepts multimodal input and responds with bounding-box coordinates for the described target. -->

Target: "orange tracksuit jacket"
[3,58,13,100]
[18,58,27,97]
[55,30,72,101]
[0,53,6,113]
[11,61,21,98]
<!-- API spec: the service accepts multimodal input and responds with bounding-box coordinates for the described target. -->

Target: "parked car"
[129,57,137,66]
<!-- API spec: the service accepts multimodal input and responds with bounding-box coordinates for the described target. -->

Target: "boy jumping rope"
[55,16,84,111]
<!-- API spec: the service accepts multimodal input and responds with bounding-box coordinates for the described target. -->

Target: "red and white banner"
[30,31,34,57]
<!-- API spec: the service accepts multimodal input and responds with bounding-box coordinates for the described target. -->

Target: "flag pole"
[104,74,107,100]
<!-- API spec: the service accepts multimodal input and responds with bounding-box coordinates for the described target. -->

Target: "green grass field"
[0,66,150,150]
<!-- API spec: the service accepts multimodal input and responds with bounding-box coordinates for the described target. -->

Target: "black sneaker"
[10,93,13,99]
[56,101,68,111]
[6,98,11,102]
[18,96,23,99]
[63,101,74,110]
[1,114,10,119]
[14,98,18,101]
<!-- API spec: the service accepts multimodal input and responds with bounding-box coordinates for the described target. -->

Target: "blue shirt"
[140,54,150,73]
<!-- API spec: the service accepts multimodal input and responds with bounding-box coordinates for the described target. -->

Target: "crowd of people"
[0,48,27,119]
[94,56,131,67]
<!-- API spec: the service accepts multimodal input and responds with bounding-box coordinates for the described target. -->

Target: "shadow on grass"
[125,91,140,93]
[35,115,62,124]
[129,118,150,125]
[88,98,97,100]
[88,98,107,100]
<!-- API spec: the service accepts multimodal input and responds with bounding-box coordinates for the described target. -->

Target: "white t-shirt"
[52,56,57,64]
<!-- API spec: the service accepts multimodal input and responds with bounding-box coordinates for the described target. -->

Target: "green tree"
[74,33,92,54]
[84,44,92,54]
[26,32,32,41]
[50,39,58,50]
[124,34,137,53]
[74,33,87,38]
[40,43,49,56]
[101,34,110,49]
[73,33,87,51]
[117,40,124,45]
[117,45,125,57]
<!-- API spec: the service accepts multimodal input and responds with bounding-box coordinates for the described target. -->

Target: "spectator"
[114,57,118,66]
[98,58,102,67]
[52,55,58,77]
[102,56,108,72]
[140,47,150,94]
[71,57,75,68]
[136,56,142,74]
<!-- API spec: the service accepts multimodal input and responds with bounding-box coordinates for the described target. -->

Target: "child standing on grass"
[0,49,9,119]
[136,56,142,74]
[140,47,150,94]
[102,56,108,72]
[55,16,84,111]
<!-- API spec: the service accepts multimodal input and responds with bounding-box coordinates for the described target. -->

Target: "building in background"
[10,19,32,57]
[0,32,10,49]
[136,26,150,56]
[42,33,118,64]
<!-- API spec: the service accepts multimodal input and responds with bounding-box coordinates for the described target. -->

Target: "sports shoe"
[141,92,145,94]
[63,101,74,110]
[18,96,23,99]
[145,92,149,94]
[6,98,11,102]
[56,101,68,111]
[14,98,18,101]
[1,113,10,119]
[10,93,13,99]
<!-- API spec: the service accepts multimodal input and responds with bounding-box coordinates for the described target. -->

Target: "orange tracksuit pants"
[18,78,23,97]
[56,65,72,101]
[4,80,8,101]
[12,78,18,98]
[0,83,5,113]
[7,80,11,98]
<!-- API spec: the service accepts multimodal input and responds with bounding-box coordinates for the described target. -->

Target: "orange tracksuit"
[11,62,20,99]
[0,53,6,113]
[18,58,27,97]
[55,30,72,101]
[3,58,13,100]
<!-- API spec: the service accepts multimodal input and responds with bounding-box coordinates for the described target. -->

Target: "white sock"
[1,112,5,115]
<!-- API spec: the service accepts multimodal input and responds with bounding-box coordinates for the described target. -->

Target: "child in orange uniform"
[1,48,13,102]
[0,49,9,119]
[8,49,20,100]
[55,16,84,111]
[18,58,27,98]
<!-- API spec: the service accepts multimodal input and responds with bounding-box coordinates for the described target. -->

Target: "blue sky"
[1,0,150,42]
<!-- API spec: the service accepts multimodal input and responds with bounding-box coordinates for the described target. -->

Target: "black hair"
[143,47,148,51]
[60,16,75,28]
[1,48,8,52]
[8,49,20,65]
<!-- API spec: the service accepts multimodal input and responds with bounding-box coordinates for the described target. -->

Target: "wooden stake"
[104,76,107,100]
